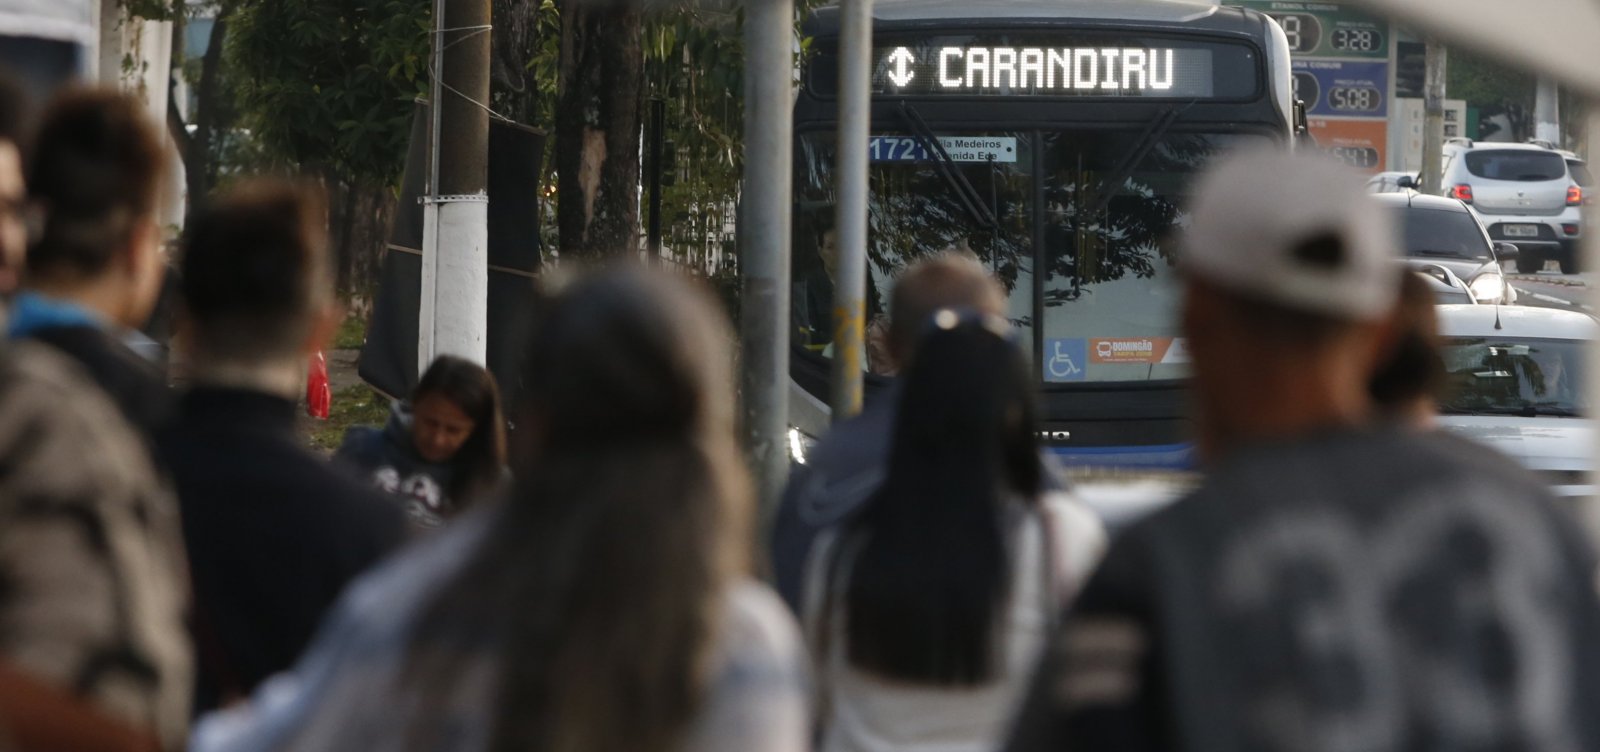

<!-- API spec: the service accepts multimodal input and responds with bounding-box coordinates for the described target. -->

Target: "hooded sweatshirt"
[336,401,460,529]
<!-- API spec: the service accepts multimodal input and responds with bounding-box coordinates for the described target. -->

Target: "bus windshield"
[793,129,1266,383]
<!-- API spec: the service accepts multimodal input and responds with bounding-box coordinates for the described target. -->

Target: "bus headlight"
[1469,273,1506,303]
[788,427,819,466]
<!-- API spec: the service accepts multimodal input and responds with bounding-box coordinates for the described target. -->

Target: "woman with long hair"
[804,310,1106,752]
[191,268,809,752]
[336,355,507,527]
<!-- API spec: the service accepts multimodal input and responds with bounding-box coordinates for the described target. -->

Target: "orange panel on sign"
[1308,117,1387,173]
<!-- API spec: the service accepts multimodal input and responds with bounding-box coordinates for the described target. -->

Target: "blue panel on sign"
[1295,59,1389,119]
[1043,338,1087,382]
[869,136,930,162]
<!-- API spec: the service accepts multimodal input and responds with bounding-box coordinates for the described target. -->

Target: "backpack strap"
[1036,498,1066,628]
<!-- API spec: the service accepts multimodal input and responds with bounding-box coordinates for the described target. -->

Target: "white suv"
[1437,140,1583,274]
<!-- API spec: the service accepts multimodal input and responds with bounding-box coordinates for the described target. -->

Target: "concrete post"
[740,0,796,532]
[1421,40,1447,195]
[1536,76,1561,146]
[419,0,491,372]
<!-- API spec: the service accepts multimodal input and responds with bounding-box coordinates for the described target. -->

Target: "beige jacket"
[0,341,191,749]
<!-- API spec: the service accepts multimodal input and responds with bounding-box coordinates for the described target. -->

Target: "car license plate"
[1502,224,1540,238]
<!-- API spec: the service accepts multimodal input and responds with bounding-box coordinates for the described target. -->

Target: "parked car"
[1367,171,1419,194]
[1437,139,1582,274]
[1374,191,1519,305]
[1435,304,1594,498]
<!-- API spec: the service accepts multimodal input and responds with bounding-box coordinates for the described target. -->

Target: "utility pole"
[740,0,795,531]
[1535,76,1561,146]
[831,0,872,422]
[1420,39,1447,195]
[419,0,492,372]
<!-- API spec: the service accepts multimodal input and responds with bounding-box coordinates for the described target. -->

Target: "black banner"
[358,101,545,410]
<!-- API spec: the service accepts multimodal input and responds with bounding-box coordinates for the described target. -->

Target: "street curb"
[1506,274,1588,288]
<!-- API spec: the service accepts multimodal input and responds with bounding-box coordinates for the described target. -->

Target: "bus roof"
[806,0,1259,34]
[0,0,94,44]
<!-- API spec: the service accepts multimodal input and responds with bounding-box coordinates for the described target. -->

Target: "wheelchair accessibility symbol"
[1044,339,1087,382]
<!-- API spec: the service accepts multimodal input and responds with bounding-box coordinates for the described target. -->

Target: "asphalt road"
[1509,270,1596,316]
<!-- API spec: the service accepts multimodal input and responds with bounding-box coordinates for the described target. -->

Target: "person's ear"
[171,304,197,380]
[304,301,340,356]
[121,217,160,275]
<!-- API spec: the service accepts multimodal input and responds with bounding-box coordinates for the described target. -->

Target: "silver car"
[1435,304,1594,498]
[1437,140,1582,274]
[1375,191,1519,305]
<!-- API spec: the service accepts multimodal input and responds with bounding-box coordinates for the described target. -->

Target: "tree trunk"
[320,175,393,297]
[554,1,643,260]
[490,0,545,125]
[185,9,231,204]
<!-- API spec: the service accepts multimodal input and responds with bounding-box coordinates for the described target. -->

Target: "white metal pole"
[740,0,796,531]
[831,0,872,421]
[418,0,446,375]
[1585,110,1600,550]
[420,0,490,372]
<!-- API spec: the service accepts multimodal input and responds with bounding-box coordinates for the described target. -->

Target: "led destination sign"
[885,46,1199,95]
[811,35,1259,99]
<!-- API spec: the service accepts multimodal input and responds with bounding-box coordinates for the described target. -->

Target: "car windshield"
[1439,336,1587,417]
[1390,206,1491,261]
[793,130,1265,382]
[1569,160,1594,188]
[1463,150,1567,182]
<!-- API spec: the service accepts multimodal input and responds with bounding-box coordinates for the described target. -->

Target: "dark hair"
[410,268,750,752]
[412,355,507,507]
[888,252,1005,364]
[1370,272,1443,412]
[836,312,1042,685]
[27,88,165,279]
[179,179,329,362]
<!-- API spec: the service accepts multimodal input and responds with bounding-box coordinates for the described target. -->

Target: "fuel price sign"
[1294,59,1388,118]
[1229,1,1389,60]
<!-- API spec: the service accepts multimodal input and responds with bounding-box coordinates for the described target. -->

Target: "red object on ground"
[307,351,331,420]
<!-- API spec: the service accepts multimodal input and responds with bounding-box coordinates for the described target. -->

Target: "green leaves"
[227,0,430,185]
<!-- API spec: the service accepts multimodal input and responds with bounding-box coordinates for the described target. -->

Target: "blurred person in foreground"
[157,180,405,715]
[336,354,508,529]
[772,251,1014,610]
[804,311,1104,752]
[190,268,808,752]
[0,73,191,750]
[1004,148,1600,752]
[0,70,29,295]
[12,88,172,434]
[1370,272,1444,429]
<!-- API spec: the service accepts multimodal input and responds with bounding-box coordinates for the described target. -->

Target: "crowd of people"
[0,76,1595,752]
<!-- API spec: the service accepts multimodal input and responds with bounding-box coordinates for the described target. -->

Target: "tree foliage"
[639,1,829,271]
[227,0,430,185]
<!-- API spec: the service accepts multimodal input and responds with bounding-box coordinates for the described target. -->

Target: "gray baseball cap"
[1181,147,1401,321]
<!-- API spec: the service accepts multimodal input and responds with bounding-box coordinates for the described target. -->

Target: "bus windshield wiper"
[1088,101,1194,219]
[897,101,999,230]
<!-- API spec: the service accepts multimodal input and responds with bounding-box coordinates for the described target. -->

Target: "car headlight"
[1469,273,1506,303]
[788,427,819,465]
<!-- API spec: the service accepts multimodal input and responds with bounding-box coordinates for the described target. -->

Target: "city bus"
[787,0,1301,472]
